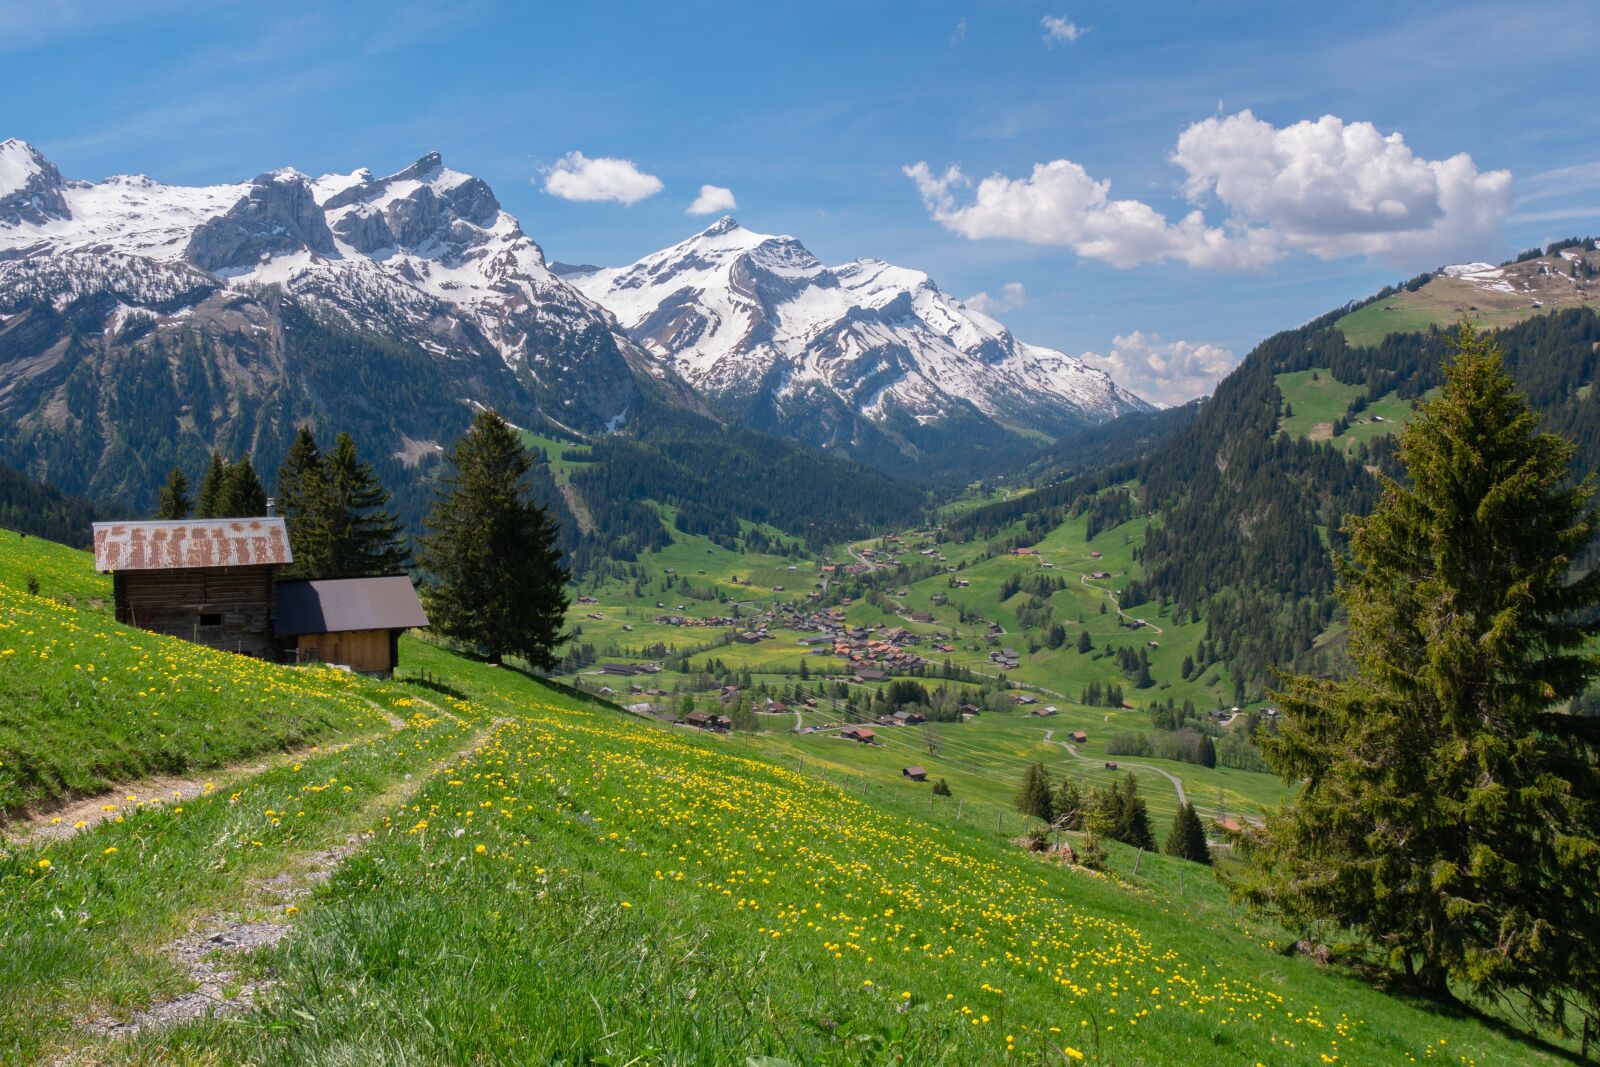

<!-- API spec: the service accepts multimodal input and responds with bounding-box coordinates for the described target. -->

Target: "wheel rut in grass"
[74,717,502,1041]
[5,727,401,848]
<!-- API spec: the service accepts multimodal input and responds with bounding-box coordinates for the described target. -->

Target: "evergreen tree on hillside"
[1165,802,1211,865]
[1238,324,1600,1021]
[419,410,570,669]
[195,451,227,518]
[323,433,408,576]
[276,428,326,572]
[1111,773,1155,850]
[154,467,191,520]
[278,430,408,578]
[214,457,267,517]
[277,428,331,576]
[1015,761,1054,823]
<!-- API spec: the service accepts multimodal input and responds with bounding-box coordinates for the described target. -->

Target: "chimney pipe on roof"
[266,497,276,517]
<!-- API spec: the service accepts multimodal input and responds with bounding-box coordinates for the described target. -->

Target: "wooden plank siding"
[291,629,399,675]
[113,564,279,659]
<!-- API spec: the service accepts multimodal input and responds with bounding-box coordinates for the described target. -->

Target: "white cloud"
[542,151,663,205]
[1081,331,1238,408]
[686,183,737,215]
[951,16,967,44]
[963,281,1026,314]
[906,110,1512,270]
[904,159,1269,270]
[1040,15,1084,44]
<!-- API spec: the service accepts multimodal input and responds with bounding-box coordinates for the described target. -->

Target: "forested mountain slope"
[954,297,1600,698]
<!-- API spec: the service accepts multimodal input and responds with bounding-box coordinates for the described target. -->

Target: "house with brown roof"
[901,766,927,781]
[93,517,293,659]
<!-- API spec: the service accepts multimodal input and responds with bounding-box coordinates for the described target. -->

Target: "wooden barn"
[273,575,429,677]
[93,518,292,658]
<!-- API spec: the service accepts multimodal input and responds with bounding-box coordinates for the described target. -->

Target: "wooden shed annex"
[274,575,429,677]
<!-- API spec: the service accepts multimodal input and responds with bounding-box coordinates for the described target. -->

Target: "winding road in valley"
[1042,727,1189,808]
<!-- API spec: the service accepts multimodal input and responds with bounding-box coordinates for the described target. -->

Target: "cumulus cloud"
[963,281,1026,315]
[1041,15,1084,44]
[1081,331,1237,408]
[686,184,737,215]
[543,151,663,205]
[904,160,1269,270]
[906,110,1512,270]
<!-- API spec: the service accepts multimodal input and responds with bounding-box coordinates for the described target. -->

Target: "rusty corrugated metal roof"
[274,575,429,637]
[92,518,292,572]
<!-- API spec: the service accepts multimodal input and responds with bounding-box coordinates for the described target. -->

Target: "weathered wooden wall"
[293,628,397,675]
[114,565,278,659]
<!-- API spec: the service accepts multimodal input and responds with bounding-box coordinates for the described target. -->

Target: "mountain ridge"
[569,216,1150,481]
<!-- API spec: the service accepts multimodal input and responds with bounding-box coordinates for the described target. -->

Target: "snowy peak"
[572,221,1152,441]
[0,139,71,226]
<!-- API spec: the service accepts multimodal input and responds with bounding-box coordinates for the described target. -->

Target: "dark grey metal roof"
[274,575,429,637]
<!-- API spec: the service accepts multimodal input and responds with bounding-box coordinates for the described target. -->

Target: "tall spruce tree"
[154,467,191,520]
[277,427,329,576]
[195,451,227,518]
[323,433,408,576]
[1239,323,1600,1022]
[1164,802,1211,865]
[215,457,268,517]
[1015,761,1055,823]
[419,410,569,669]
[1111,773,1155,850]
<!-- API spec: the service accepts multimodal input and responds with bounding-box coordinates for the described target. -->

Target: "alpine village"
[2,5,1599,1065]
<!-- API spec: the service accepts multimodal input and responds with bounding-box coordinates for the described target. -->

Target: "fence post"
[995,812,1002,835]
[957,800,964,821]
[1132,848,1143,876]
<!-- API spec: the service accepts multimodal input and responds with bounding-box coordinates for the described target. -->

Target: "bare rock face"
[186,172,335,273]
[0,139,72,227]
[331,205,396,254]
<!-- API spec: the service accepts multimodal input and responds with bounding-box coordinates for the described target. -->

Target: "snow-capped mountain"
[0,139,692,439]
[569,217,1150,455]
[0,138,728,514]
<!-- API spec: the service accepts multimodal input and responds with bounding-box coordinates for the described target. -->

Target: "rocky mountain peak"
[185,171,335,273]
[0,139,72,226]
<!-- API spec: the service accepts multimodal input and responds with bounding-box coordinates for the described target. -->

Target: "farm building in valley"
[274,575,429,677]
[93,518,291,659]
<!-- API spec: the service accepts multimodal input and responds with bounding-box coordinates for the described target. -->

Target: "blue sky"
[4,0,1598,402]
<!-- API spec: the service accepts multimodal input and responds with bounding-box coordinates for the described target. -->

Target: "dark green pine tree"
[1238,323,1600,1019]
[1164,802,1211,865]
[195,451,228,518]
[277,427,329,576]
[1014,761,1054,823]
[214,457,268,517]
[1111,773,1155,851]
[154,467,191,520]
[1077,630,1092,653]
[323,433,408,577]
[419,410,570,669]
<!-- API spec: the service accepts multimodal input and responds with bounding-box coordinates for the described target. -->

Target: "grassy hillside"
[1335,242,1599,347]
[0,532,1575,1064]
